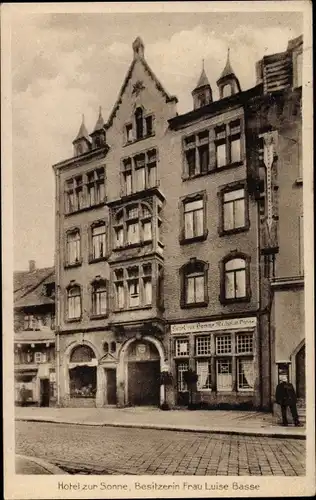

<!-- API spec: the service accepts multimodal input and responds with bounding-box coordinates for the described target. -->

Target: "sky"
[11,9,303,271]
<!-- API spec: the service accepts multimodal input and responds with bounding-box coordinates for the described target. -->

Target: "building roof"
[92,107,105,133]
[218,48,236,81]
[195,66,210,89]
[14,266,55,308]
[106,37,178,128]
[73,115,91,143]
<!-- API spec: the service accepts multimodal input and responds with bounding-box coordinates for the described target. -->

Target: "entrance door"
[296,345,305,399]
[128,361,160,406]
[40,379,50,407]
[106,369,117,405]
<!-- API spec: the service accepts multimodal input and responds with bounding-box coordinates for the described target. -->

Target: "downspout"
[54,166,61,406]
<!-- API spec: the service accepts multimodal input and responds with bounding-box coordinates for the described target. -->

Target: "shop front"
[170,316,259,409]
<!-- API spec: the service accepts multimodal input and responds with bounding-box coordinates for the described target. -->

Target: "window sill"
[181,301,209,309]
[179,232,208,245]
[113,305,152,313]
[113,241,152,251]
[65,317,82,323]
[174,355,190,359]
[219,295,251,305]
[218,226,249,237]
[123,133,155,147]
[182,161,243,181]
[65,201,106,216]
[90,314,109,320]
[64,261,82,269]
[88,256,108,264]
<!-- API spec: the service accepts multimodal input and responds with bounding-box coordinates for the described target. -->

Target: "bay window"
[113,264,154,310]
[113,202,153,249]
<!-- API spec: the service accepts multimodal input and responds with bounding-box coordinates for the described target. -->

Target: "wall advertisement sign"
[170,316,257,335]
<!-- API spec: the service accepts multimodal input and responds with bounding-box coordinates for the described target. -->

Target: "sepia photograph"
[2,1,314,498]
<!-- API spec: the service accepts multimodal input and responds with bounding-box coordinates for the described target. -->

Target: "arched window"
[220,253,250,303]
[70,345,95,363]
[180,259,208,308]
[135,107,144,139]
[67,284,81,320]
[223,84,232,98]
[113,202,152,248]
[91,278,107,317]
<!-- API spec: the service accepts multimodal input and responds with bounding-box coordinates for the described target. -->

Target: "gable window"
[180,192,207,243]
[91,279,107,317]
[145,115,153,136]
[91,223,106,261]
[215,119,242,168]
[135,107,144,139]
[126,123,133,142]
[113,203,152,249]
[220,185,248,234]
[67,284,81,320]
[122,149,158,196]
[180,259,208,308]
[220,254,250,303]
[66,229,81,266]
[183,130,210,177]
[113,264,153,310]
[87,168,105,206]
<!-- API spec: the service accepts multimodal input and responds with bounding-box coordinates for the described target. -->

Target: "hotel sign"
[170,317,257,335]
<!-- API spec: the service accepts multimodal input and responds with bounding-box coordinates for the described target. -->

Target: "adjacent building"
[14,261,56,406]
[52,35,304,411]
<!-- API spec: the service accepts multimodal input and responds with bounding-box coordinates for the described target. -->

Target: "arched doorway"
[126,340,160,406]
[69,345,97,405]
[296,344,305,399]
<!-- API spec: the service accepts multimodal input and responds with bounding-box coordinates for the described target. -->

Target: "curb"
[15,417,306,440]
[16,454,68,474]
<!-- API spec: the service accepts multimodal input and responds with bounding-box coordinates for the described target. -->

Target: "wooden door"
[106,369,117,405]
[128,361,160,406]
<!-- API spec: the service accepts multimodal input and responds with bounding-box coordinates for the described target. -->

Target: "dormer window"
[223,84,232,98]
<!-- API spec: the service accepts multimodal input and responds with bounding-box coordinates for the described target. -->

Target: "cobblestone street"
[16,421,305,476]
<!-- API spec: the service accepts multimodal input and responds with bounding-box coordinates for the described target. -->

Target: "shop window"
[236,333,253,354]
[66,283,81,320]
[220,253,250,303]
[180,259,208,308]
[195,336,211,356]
[91,222,106,261]
[216,335,232,354]
[237,358,254,391]
[91,279,107,317]
[216,358,233,391]
[69,366,96,398]
[196,360,212,390]
[177,362,189,392]
[175,338,189,357]
[66,229,81,266]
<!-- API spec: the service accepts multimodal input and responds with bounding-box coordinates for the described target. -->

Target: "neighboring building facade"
[14,261,56,406]
[53,35,303,411]
[246,35,304,410]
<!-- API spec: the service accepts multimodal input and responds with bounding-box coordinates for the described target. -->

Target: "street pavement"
[16,421,305,476]
[16,454,68,474]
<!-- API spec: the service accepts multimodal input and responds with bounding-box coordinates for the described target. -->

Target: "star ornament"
[132,80,145,96]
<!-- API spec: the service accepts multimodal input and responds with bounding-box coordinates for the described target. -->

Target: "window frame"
[112,263,154,312]
[112,202,153,250]
[174,338,190,358]
[90,278,108,319]
[180,259,209,309]
[124,111,155,145]
[66,282,82,322]
[179,191,208,244]
[121,148,158,196]
[183,129,211,178]
[65,227,82,268]
[218,181,250,236]
[219,252,251,305]
[89,220,107,263]
[214,119,243,169]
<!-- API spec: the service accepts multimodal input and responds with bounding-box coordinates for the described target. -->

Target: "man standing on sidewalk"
[275,374,302,426]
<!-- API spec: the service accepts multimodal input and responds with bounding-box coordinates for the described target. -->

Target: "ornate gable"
[99,352,118,365]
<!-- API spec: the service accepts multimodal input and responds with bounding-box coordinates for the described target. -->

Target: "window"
[175,338,189,357]
[177,362,189,392]
[215,119,242,168]
[237,358,254,391]
[224,258,247,300]
[183,131,210,177]
[67,284,81,320]
[236,334,253,354]
[65,176,83,213]
[35,352,42,364]
[91,280,107,316]
[216,358,233,391]
[103,342,109,354]
[135,107,144,139]
[184,199,204,239]
[122,149,158,196]
[223,84,232,98]
[126,123,133,142]
[180,259,208,308]
[216,335,232,354]
[145,115,153,136]
[24,315,38,330]
[222,187,246,232]
[196,336,211,356]
[87,168,105,206]
[113,264,154,310]
[110,341,116,353]
[66,229,81,265]
[113,202,153,248]
[196,360,212,390]
[91,223,106,260]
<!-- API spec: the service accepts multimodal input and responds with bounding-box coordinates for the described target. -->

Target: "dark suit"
[275,381,300,426]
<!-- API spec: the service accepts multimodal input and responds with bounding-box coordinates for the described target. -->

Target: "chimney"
[29,260,36,272]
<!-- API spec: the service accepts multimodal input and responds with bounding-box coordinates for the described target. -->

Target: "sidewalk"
[15,406,306,439]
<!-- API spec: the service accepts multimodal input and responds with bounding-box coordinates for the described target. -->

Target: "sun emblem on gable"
[132,80,145,96]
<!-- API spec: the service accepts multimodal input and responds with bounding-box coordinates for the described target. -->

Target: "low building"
[14,261,56,406]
